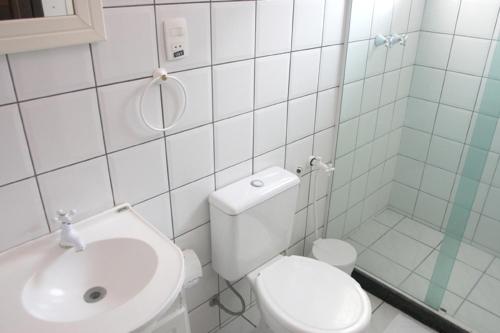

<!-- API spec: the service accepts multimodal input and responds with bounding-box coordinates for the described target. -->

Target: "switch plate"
[164,18,189,61]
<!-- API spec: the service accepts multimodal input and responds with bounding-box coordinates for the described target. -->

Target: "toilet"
[209,167,371,333]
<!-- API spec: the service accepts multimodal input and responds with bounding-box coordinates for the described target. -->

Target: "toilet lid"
[255,256,371,333]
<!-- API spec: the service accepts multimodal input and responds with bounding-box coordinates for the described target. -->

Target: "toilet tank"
[209,167,300,281]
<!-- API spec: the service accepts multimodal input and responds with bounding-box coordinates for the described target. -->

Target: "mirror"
[1,0,74,20]
[0,0,105,54]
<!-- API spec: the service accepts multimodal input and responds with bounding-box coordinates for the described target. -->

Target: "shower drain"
[83,286,107,303]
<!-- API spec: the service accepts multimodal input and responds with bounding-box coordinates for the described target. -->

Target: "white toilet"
[209,167,371,333]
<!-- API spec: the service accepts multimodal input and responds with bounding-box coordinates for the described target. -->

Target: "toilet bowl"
[247,255,371,333]
[208,167,371,333]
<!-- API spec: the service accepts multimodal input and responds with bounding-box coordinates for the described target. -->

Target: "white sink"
[0,204,185,333]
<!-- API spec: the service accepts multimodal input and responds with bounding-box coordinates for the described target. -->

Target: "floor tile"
[468,274,500,317]
[455,301,500,333]
[372,230,434,270]
[358,249,411,287]
[486,258,500,279]
[243,304,261,327]
[367,292,384,312]
[364,303,400,333]
[217,316,255,333]
[400,273,464,315]
[395,218,443,247]
[383,314,437,333]
[415,251,482,298]
[349,220,390,246]
[374,209,406,227]
[454,242,494,272]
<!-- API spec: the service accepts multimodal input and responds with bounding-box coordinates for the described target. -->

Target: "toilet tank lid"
[209,167,300,215]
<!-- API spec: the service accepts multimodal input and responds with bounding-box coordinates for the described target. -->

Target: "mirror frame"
[0,0,106,54]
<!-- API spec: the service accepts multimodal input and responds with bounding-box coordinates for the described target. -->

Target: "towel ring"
[139,68,188,132]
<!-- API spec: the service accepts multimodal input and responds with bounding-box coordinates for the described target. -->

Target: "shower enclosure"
[326,0,500,332]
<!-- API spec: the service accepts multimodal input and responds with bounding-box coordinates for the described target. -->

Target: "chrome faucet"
[55,209,85,251]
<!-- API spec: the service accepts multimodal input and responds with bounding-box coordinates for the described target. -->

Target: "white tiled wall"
[390,0,500,256]
[327,0,423,240]
[0,1,346,332]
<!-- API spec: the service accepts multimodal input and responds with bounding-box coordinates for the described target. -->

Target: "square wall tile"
[351,144,372,178]
[38,157,114,229]
[319,45,342,90]
[391,0,412,33]
[336,118,358,156]
[314,127,335,163]
[416,32,453,69]
[0,104,33,186]
[316,88,338,131]
[9,44,94,100]
[171,175,214,236]
[357,110,377,146]
[449,36,490,76]
[375,104,394,138]
[361,75,383,113]
[98,79,163,153]
[175,223,211,265]
[345,40,369,83]
[323,0,345,45]
[215,160,252,189]
[289,48,321,99]
[253,147,285,172]
[394,156,424,188]
[133,193,173,239]
[380,70,400,106]
[410,66,445,102]
[408,0,425,31]
[0,56,15,105]
[254,103,287,155]
[156,3,211,72]
[213,60,254,121]
[285,135,313,173]
[427,136,463,172]
[456,0,500,39]
[214,113,253,171]
[92,7,158,85]
[404,97,438,133]
[292,0,325,50]
[434,105,471,143]
[366,40,387,77]
[212,1,255,64]
[421,0,460,34]
[256,0,293,56]
[421,165,455,200]
[287,94,317,143]
[163,67,213,135]
[441,72,481,110]
[340,80,363,122]
[399,127,430,161]
[483,186,500,219]
[332,152,353,189]
[0,179,48,252]
[474,216,500,253]
[166,124,214,189]
[349,0,374,41]
[371,0,393,38]
[21,89,104,173]
[108,139,169,205]
[255,54,290,109]
[402,32,419,66]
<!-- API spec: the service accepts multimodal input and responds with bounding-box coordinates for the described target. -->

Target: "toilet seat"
[254,256,371,333]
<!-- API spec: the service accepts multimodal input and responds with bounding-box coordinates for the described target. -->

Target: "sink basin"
[0,205,185,333]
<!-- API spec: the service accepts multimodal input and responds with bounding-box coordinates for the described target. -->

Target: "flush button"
[251,179,265,187]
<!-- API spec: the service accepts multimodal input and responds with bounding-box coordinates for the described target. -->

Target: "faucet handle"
[55,209,77,224]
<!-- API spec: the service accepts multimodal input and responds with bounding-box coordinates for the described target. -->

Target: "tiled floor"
[214,292,436,333]
[347,208,500,333]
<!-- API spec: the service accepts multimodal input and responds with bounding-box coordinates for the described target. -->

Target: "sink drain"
[83,286,107,303]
